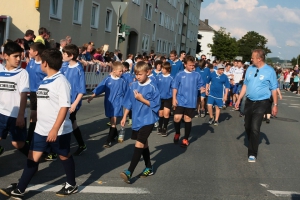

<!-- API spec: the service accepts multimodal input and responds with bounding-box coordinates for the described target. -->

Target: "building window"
[105,8,113,32]
[132,0,140,5]
[145,2,152,20]
[178,23,182,34]
[73,0,84,24]
[156,39,161,52]
[142,34,150,52]
[91,2,100,29]
[180,3,184,13]
[171,19,175,31]
[159,11,164,26]
[50,0,63,20]
[172,0,177,8]
[152,23,156,41]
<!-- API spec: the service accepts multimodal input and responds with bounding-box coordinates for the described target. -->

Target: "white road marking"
[288,106,299,108]
[267,190,300,197]
[27,184,150,194]
[260,183,269,188]
[290,104,300,105]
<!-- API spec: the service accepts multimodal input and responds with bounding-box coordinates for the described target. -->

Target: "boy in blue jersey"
[169,50,184,78]
[61,44,87,156]
[0,49,77,199]
[148,63,158,87]
[26,42,47,147]
[172,56,205,147]
[88,61,127,148]
[120,61,160,184]
[130,55,143,75]
[152,60,162,77]
[156,62,173,136]
[206,64,230,126]
[0,42,30,157]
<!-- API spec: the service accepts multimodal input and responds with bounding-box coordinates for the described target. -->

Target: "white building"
[197,19,214,60]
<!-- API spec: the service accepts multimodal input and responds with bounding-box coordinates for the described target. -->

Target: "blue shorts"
[197,91,207,98]
[207,96,223,108]
[232,84,240,94]
[30,132,72,157]
[0,113,27,141]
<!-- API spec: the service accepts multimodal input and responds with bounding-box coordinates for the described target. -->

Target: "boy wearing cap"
[206,64,230,125]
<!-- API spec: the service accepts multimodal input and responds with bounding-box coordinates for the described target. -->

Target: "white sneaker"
[154,122,159,128]
[248,156,256,162]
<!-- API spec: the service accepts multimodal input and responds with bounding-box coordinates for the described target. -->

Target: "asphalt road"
[0,91,299,200]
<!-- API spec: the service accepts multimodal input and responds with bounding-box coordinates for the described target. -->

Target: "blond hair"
[134,61,149,73]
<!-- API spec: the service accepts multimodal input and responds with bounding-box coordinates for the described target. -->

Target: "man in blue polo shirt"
[235,49,278,163]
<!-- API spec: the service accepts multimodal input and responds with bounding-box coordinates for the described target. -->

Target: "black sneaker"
[208,117,214,125]
[200,110,205,118]
[103,141,112,148]
[157,127,162,135]
[0,145,4,156]
[56,182,78,197]
[45,153,58,161]
[161,128,167,137]
[11,188,24,200]
[0,183,18,197]
[73,145,87,156]
[266,119,270,124]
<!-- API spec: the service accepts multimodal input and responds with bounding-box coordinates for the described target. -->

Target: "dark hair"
[160,56,166,61]
[162,61,171,72]
[147,63,152,70]
[3,42,24,56]
[212,60,217,64]
[180,50,186,55]
[40,48,63,71]
[38,27,47,35]
[135,54,143,61]
[14,38,24,45]
[62,44,79,61]
[170,50,177,55]
[197,59,206,69]
[225,63,231,68]
[30,42,46,56]
[122,62,129,69]
[154,60,163,68]
[25,29,34,37]
[183,55,195,64]
[208,63,214,69]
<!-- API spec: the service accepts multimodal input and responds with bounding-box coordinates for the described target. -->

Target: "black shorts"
[30,92,37,111]
[174,106,195,119]
[131,124,154,144]
[69,110,77,124]
[159,98,172,110]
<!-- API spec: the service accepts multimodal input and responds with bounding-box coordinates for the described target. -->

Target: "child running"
[88,61,127,148]
[120,61,160,184]
[156,61,173,136]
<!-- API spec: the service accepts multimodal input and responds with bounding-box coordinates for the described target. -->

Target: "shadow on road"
[236,131,270,147]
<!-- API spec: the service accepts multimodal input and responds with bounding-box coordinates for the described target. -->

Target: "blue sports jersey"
[148,74,157,87]
[60,62,86,110]
[207,71,230,99]
[123,79,160,131]
[156,74,173,99]
[195,67,211,84]
[121,72,134,85]
[244,64,277,101]
[172,70,205,108]
[130,63,136,74]
[26,59,46,92]
[169,60,184,78]
[93,75,127,117]
[152,69,162,77]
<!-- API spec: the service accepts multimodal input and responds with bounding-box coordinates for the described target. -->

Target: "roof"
[199,19,214,32]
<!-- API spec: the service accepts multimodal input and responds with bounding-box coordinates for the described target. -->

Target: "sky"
[200,0,300,61]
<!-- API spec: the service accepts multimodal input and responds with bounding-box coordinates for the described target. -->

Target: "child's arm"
[223,88,229,102]
[276,88,282,100]
[16,92,27,128]
[120,109,130,127]
[70,93,84,113]
[134,90,150,106]
[87,77,107,103]
[205,83,210,96]
[172,88,178,108]
[46,107,68,142]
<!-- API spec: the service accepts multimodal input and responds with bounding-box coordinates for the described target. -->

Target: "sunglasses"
[254,69,259,77]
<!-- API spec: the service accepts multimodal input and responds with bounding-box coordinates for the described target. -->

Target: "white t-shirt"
[285,73,291,82]
[0,65,30,118]
[231,66,244,84]
[125,59,133,64]
[35,72,73,136]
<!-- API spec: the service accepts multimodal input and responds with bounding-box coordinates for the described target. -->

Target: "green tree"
[290,55,300,66]
[237,31,271,62]
[208,27,239,61]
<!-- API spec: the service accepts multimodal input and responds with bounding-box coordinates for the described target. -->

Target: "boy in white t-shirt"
[0,49,77,199]
[0,42,30,157]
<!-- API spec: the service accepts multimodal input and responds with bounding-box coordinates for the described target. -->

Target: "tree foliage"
[291,55,300,66]
[208,27,239,61]
[237,31,271,62]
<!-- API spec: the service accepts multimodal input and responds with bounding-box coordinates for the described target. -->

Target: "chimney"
[205,19,208,25]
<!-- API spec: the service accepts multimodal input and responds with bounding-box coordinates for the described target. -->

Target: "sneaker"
[45,153,58,161]
[0,183,18,197]
[106,121,111,126]
[0,146,4,156]
[222,105,226,110]
[248,156,256,163]
[73,145,87,156]
[56,182,78,197]
[194,111,200,118]
[213,121,218,126]
[157,127,162,135]
[127,119,132,126]
[11,188,24,200]
[120,170,131,184]
[103,141,112,148]
[239,113,244,117]
[161,128,167,137]
[173,133,180,144]
[208,117,214,125]
[200,110,205,118]
[140,167,154,178]
[154,122,159,128]
[181,139,189,148]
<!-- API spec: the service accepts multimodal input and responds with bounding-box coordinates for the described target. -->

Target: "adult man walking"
[235,49,278,163]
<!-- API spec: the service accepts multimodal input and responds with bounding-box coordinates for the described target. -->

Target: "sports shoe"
[157,127,162,135]
[213,121,219,126]
[194,111,200,118]
[222,105,226,110]
[11,188,24,200]
[56,182,78,197]
[181,139,189,148]
[200,110,205,118]
[140,167,154,178]
[208,117,214,125]
[127,119,132,126]
[103,141,112,148]
[0,183,18,197]
[73,145,87,156]
[106,122,111,126]
[154,122,159,128]
[0,146,4,156]
[173,133,180,143]
[161,128,167,137]
[45,153,58,161]
[120,170,131,184]
[248,156,256,163]
[229,102,232,107]
[266,119,270,124]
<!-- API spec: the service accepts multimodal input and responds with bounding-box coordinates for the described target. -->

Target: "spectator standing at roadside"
[22,30,35,51]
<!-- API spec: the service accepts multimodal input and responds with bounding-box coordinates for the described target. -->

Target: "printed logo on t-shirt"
[36,88,50,99]
[0,81,17,91]
[259,75,264,80]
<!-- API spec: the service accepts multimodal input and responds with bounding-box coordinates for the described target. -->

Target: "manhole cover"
[272,117,299,122]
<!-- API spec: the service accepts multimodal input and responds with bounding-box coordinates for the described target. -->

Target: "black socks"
[17,159,39,193]
[158,117,164,129]
[174,121,181,134]
[128,147,144,175]
[61,156,76,186]
[142,147,152,168]
[27,122,36,146]
[163,117,169,129]
[73,127,85,147]
[184,122,192,139]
